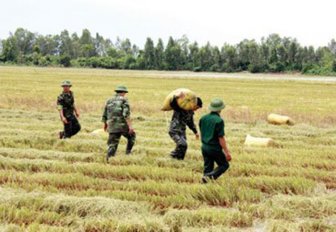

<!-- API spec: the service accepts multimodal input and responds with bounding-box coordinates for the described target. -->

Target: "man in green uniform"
[102,85,136,162]
[57,80,81,139]
[199,98,232,183]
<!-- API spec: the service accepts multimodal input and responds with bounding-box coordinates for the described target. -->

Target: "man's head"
[208,98,225,113]
[61,80,72,92]
[115,85,128,96]
[193,97,203,111]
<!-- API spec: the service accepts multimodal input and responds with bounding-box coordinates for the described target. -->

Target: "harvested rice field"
[0,66,335,231]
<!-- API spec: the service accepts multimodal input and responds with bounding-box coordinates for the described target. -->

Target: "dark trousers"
[63,115,81,138]
[202,146,229,179]
[169,130,187,160]
[107,131,136,157]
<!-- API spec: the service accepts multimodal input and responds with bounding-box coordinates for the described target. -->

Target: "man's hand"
[129,127,135,134]
[195,133,200,140]
[62,117,68,124]
[103,123,108,132]
[225,152,232,162]
[75,112,80,118]
[178,91,185,99]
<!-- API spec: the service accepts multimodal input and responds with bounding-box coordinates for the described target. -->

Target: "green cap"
[61,80,72,87]
[115,85,128,93]
[208,98,225,112]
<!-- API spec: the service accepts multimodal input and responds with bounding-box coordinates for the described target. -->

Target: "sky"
[1,0,335,48]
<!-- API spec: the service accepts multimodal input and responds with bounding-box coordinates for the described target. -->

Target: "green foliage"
[1,29,336,75]
[59,55,71,67]
[143,37,156,69]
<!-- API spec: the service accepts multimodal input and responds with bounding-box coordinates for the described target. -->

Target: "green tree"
[79,29,96,57]
[116,37,132,56]
[328,39,336,55]
[176,35,189,69]
[1,35,18,62]
[60,55,71,67]
[211,46,222,71]
[154,38,164,69]
[59,30,74,57]
[14,28,35,55]
[199,42,213,71]
[188,42,200,70]
[107,47,119,58]
[143,37,155,69]
[221,44,238,72]
[71,33,81,58]
[95,33,111,57]
[164,36,183,70]
[332,59,336,72]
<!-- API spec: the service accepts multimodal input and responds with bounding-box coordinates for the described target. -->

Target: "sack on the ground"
[267,113,294,125]
[161,88,197,111]
[90,128,106,136]
[244,134,275,147]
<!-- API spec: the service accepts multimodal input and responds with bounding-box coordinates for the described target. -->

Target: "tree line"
[1,28,336,75]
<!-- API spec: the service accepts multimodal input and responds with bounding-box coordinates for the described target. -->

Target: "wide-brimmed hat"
[115,85,128,93]
[208,98,225,112]
[61,80,72,87]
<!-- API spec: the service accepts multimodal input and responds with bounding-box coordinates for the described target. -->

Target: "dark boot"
[106,146,116,162]
[59,131,64,139]
[125,133,135,155]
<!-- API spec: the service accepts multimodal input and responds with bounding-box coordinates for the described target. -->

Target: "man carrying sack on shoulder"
[169,91,203,160]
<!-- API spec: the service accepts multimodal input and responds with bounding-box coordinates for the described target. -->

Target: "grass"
[0,66,335,231]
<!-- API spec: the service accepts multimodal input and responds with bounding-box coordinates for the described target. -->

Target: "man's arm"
[126,118,134,134]
[123,99,134,134]
[59,109,68,124]
[72,92,80,118]
[102,104,108,131]
[57,96,68,124]
[74,105,80,118]
[170,96,182,112]
[186,113,199,139]
[219,136,231,161]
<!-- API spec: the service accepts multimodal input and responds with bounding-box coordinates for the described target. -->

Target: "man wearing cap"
[169,92,203,160]
[57,80,81,139]
[102,85,136,161]
[199,98,232,183]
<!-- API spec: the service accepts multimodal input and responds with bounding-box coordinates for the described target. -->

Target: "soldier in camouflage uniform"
[57,80,81,139]
[102,85,136,161]
[169,92,203,160]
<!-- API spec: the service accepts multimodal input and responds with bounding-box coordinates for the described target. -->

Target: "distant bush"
[60,55,71,67]
[302,64,336,76]
[193,66,202,72]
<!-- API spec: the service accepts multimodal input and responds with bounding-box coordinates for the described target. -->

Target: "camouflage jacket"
[57,91,75,118]
[169,96,197,134]
[102,94,130,133]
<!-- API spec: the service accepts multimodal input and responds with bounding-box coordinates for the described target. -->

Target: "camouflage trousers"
[63,115,81,138]
[107,131,136,157]
[169,130,187,160]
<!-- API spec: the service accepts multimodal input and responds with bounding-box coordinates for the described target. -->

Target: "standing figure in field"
[199,98,232,183]
[169,92,202,160]
[57,80,81,139]
[102,85,136,162]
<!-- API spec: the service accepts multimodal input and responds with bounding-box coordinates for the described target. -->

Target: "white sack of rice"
[244,134,275,147]
[90,128,106,136]
[267,113,294,125]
